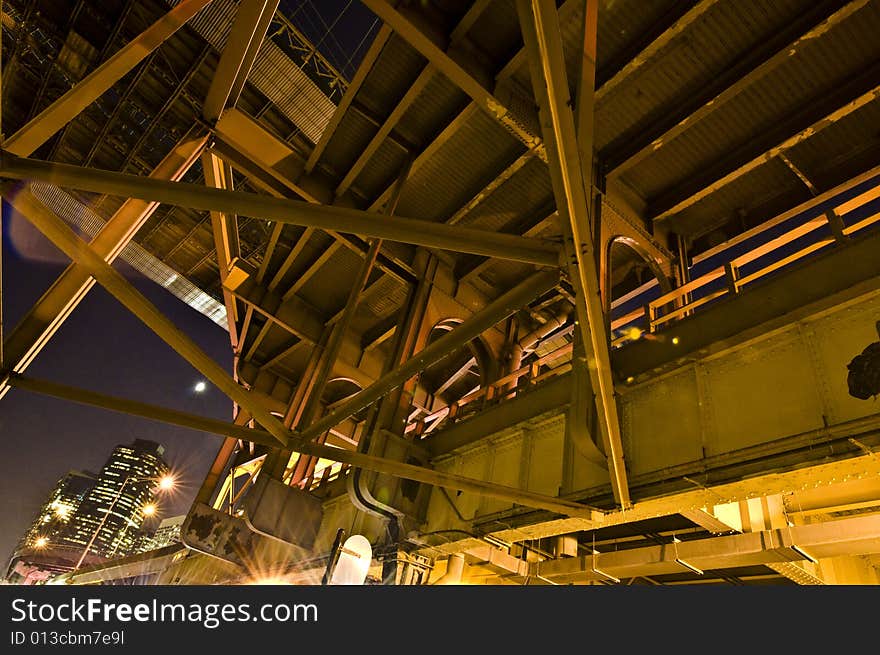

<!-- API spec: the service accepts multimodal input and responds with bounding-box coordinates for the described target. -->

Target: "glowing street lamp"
[34,536,49,549]
[194,381,207,393]
[73,473,175,570]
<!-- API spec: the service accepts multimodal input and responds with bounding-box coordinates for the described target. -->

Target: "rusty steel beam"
[4,0,214,156]
[518,0,631,508]
[0,154,560,266]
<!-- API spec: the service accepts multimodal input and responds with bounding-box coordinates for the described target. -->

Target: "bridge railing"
[306,170,880,478]
[610,169,880,345]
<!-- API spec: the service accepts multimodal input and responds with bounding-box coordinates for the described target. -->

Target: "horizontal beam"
[0,154,560,267]
[7,374,596,519]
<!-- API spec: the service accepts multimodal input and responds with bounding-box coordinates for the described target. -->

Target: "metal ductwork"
[432,553,466,585]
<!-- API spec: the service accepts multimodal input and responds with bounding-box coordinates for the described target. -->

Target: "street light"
[73,473,175,571]
[33,536,49,549]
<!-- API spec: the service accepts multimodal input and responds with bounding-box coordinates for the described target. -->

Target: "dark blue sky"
[0,203,235,565]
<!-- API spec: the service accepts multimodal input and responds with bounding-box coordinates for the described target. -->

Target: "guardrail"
[308,169,880,486]
[610,170,880,345]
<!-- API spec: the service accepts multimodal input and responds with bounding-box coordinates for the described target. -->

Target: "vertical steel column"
[1,23,3,371]
[265,329,330,482]
[198,150,246,508]
[517,0,631,507]
[202,151,241,346]
[288,162,412,485]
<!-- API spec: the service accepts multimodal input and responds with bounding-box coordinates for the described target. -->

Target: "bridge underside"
[3,0,880,586]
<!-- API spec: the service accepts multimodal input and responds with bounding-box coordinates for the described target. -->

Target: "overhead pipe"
[506,307,571,390]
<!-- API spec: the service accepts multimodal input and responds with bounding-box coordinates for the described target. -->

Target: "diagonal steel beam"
[4,0,213,157]
[7,373,598,519]
[362,0,545,159]
[267,227,313,290]
[604,0,868,176]
[0,154,560,266]
[518,0,631,508]
[299,269,560,442]
[5,183,292,446]
[202,151,241,347]
[649,68,880,221]
[0,129,208,401]
[203,0,280,122]
[305,24,394,174]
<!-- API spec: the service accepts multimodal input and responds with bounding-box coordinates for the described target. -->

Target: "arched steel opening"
[406,318,494,436]
[606,236,673,344]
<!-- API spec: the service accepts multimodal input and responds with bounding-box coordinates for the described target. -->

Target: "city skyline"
[5,438,174,582]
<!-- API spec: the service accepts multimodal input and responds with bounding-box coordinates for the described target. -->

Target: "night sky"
[0,0,381,570]
[0,203,235,566]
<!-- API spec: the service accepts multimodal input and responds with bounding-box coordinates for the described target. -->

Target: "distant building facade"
[5,439,169,583]
[137,515,186,553]
[66,439,169,559]
[17,470,97,552]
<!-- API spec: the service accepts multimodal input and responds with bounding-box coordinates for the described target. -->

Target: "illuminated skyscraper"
[14,470,97,556]
[64,439,170,560]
